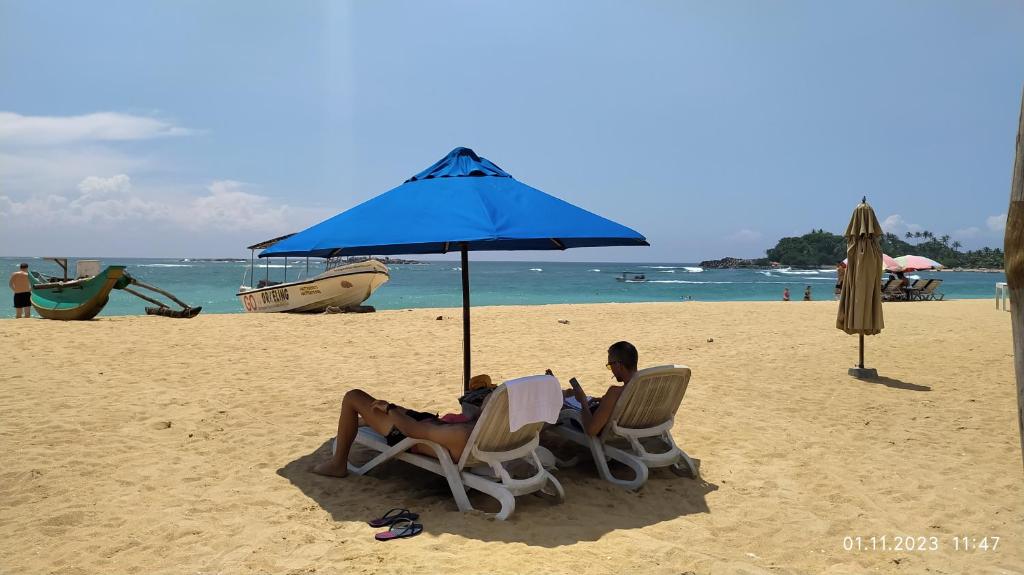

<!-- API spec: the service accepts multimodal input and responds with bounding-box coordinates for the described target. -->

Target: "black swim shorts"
[13,292,30,308]
[385,409,439,447]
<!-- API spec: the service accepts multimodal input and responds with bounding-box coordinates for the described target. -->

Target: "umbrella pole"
[859,334,865,369]
[1005,86,1024,468]
[461,244,471,393]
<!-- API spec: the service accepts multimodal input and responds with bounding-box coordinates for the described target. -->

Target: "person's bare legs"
[312,389,393,477]
[311,389,474,477]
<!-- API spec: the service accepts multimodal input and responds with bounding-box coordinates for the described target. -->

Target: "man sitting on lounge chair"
[312,389,480,478]
[555,341,639,436]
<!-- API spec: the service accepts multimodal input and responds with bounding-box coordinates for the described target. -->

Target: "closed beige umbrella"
[837,198,884,378]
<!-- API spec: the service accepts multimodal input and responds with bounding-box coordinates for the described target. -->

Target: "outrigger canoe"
[29,258,202,320]
[30,265,131,320]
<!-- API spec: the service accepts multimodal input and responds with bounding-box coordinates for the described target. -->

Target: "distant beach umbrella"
[261,147,648,391]
[841,253,902,273]
[836,198,885,378]
[893,255,943,272]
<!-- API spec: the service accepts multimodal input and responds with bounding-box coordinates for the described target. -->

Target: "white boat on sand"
[237,234,390,313]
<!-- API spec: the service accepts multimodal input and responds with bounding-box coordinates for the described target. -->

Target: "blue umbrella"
[262,147,648,389]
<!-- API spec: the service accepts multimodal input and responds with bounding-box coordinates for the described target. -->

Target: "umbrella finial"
[862,196,867,203]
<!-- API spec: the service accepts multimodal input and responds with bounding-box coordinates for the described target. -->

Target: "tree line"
[764,229,1005,269]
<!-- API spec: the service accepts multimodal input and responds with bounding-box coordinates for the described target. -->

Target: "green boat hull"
[29,266,129,321]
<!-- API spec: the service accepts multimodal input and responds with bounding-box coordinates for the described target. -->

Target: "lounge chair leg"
[599,444,649,491]
[534,472,566,504]
[671,450,699,478]
[426,442,474,513]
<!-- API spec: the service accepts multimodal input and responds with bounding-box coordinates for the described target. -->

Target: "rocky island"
[699,257,771,269]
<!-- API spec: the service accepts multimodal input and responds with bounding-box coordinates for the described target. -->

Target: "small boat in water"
[30,258,202,320]
[237,235,390,313]
[615,271,648,282]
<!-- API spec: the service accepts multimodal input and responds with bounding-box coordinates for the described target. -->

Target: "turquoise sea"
[3,257,1007,318]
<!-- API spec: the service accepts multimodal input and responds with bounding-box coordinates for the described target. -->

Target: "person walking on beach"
[803,285,812,301]
[9,263,31,318]
[783,287,790,301]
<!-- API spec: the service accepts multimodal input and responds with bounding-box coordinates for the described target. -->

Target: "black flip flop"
[374,518,423,541]
[367,508,419,528]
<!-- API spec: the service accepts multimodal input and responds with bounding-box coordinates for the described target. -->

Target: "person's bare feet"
[312,459,349,478]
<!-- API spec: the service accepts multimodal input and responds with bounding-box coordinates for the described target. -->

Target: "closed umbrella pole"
[1005,87,1024,468]
[837,198,885,378]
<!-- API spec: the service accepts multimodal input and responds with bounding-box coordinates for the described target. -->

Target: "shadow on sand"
[277,438,717,547]
[861,376,931,392]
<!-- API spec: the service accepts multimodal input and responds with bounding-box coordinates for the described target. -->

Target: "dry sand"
[0,300,1021,574]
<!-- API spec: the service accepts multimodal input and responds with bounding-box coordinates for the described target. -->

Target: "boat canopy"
[246,233,296,251]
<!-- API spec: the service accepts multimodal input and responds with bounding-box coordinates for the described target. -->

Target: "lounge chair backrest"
[883,281,904,294]
[910,279,929,290]
[920,279,943,294]
[606,365,691,432]
[457,384,547,469]
[880,278,893,291]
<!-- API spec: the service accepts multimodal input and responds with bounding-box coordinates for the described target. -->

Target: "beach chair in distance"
[336,379,565,520]
[918,279,945,301]
[882,279,906,302]
[549,365,697,491]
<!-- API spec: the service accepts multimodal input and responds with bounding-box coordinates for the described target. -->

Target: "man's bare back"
[9,271,29,293]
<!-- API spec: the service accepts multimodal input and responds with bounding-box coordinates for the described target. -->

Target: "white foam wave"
[778,269,819,275]
[529,268,542,272]
[684,267,703,273]
[757,270,772,277]
[588,269,601,272]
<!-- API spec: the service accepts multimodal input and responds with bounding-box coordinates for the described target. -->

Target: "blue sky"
[1,1,1021,261]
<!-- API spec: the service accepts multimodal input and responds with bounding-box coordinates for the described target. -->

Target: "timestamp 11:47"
[842,536,1000,552]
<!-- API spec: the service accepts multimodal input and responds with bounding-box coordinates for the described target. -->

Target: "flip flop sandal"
[374,518,423,542]
[367,508,419,528]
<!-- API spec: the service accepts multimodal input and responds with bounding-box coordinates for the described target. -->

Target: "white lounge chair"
[549,365,697,490]
[335,379,565,520]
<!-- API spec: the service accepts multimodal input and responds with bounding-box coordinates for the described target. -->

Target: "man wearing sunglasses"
[558,341,638,436]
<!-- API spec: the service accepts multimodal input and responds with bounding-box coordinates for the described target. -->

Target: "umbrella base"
[848,367,878,379]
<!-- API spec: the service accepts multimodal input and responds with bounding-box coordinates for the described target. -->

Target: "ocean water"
[2,257,1007,318]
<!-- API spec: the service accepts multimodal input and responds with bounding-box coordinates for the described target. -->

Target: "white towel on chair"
[505,374,563,432]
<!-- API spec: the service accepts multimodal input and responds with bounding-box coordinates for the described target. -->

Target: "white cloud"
[0,175,327,237]
[78,174,132,199]
[0,111,192,147]
[986,213,1007,233]
[880,214,923,236]
[728,228,762,242]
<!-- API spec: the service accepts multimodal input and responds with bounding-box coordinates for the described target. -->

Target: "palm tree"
[914,231,923,239]
[905,231,913,239]
[940,234,950,246]
[952,240,962,252]
[922,230,933,240]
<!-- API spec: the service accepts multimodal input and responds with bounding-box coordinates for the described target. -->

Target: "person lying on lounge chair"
[551,341,639,437]
[312,389,484,478]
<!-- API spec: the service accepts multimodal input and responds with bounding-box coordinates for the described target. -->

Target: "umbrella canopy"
[893,255,943,272]
[837,200,885,377]
[263,147,648,257]
[261,147,649,390]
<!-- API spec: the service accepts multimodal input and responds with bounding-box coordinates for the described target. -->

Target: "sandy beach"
[1,300,1021,574]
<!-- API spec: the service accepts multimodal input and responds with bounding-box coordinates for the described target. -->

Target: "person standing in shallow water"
[783,287,790,301]
[803,285,812,301]
[9,263,31,318]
